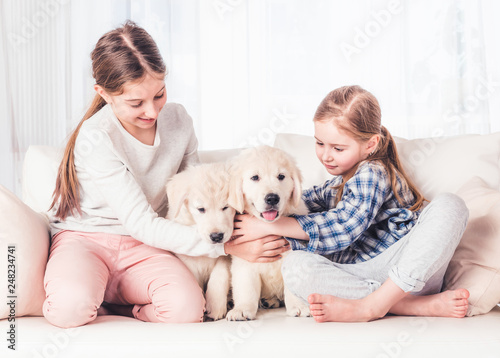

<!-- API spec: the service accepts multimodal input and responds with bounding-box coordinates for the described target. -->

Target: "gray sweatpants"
[282,193,469,301]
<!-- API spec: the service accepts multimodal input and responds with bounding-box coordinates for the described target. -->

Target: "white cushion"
[394,132,500,199]
[22,146,63,213]
[0,185,49,318]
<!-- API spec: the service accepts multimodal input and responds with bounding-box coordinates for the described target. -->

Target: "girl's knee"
[43,287,100,328]
[432,193,469,241]
[152,282,205,323]
[431,193,469,220]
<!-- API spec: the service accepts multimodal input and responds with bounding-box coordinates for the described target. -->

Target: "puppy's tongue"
[262,210,278,221]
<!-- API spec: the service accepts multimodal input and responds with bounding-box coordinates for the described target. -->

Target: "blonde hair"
[50,21,167,219]
[314,85,425,211]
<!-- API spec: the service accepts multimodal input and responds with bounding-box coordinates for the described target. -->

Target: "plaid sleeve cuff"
[293,214,321,254]
[285,237,308,251]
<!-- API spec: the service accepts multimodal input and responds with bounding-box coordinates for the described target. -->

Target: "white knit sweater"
[50,103,225,258]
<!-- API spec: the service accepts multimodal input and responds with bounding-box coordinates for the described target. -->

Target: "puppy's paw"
[259,297,281,309]
[286,304,311,317]
[226,308,257,321]
[206,302,227,321]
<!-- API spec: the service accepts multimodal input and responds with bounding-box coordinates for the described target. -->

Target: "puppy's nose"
[265,193,280,206]
[210,232,224,243]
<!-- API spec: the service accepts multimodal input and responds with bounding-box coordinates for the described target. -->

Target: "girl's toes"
[308,293,323,304]
[313,314,326,323]
[309,303,323,311]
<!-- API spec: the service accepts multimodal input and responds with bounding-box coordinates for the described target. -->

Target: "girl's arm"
[232,164,391,255]
[301,178,341,213]
[224,235,291,262]
[231,214,309,244]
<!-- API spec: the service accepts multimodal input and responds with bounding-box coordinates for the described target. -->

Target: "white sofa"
[1,132,500,358]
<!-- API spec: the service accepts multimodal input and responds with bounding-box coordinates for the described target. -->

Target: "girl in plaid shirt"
[231,85,470,322]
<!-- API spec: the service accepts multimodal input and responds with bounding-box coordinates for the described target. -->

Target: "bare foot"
[389,289,469,318]
[308,294,386,323]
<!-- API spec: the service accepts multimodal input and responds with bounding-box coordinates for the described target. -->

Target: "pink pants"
[43,230,205,328]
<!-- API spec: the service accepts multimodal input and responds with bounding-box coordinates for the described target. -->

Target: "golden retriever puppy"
[166,162,235,320]
[226,145,310,321]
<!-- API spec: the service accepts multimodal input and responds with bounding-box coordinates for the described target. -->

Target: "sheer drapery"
[1,0,499,196]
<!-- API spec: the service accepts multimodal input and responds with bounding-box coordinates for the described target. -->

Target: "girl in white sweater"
[44,21,288,328]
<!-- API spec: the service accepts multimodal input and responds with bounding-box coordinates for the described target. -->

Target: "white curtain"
[1,0,500,197]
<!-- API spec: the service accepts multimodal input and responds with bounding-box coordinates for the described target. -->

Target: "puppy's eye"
[251,175,260,181]
[222,206,228,211]
[278,174,285,181]
[197,208,206,214]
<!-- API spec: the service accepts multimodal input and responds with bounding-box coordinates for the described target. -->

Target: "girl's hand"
[231,213,277,243]
[224,235,290,263]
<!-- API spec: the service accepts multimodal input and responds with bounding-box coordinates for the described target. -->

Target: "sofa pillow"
[0,185,49,318]
[22,145,63,214]
[394,132,500,200]
[444,177,500,316]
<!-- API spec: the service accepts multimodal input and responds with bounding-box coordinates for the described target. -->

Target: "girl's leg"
[306,193,470,322]
[387,193,469,295]
[283,247,416,322]
[386,193,470,316]
[43,231,110,328]
[282,250,383,302]
[109,241,205,323]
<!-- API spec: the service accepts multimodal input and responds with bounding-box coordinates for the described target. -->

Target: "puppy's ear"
[166,170,190,220]
[227,161,245,213]
[290,166,304,209]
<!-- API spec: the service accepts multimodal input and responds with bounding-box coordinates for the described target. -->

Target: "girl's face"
[314,119,375,177]
[95,74,167,141]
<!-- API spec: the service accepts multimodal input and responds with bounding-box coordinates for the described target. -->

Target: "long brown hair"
[50,21,167,219]
[314,85,425,211]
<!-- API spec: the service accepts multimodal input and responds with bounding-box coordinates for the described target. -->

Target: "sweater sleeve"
[74,133,225,258]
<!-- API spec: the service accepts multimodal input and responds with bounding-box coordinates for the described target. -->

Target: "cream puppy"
[226,145,310,321]
[166,162,234,320]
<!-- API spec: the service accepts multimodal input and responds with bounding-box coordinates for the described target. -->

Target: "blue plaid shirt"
[288,161,421,264]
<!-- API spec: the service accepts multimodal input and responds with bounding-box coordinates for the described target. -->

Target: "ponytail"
[49,94,106,219]
[371,126,426,212]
